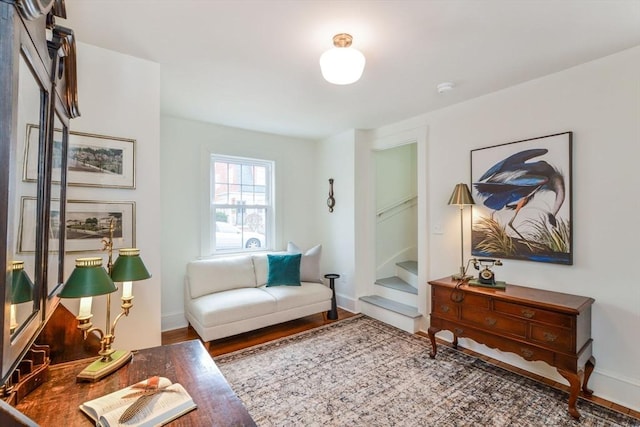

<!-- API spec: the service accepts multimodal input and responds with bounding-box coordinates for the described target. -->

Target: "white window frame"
[206,154,274,255]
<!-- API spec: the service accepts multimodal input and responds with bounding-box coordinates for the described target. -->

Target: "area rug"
[215,315,638,427]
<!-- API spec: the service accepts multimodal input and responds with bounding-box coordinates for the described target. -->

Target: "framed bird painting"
[470,132,573,265]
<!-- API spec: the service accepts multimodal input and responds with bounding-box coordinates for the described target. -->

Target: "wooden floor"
[162,310,639,420]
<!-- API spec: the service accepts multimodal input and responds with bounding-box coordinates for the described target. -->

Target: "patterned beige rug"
[215,315,638,427]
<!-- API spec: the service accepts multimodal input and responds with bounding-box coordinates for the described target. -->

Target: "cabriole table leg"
[558,369,582,419]
[582,356,596,396]
[427,326,439,358]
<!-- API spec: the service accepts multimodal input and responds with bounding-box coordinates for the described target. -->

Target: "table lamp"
[10,261,34,334]
[58,220,151,381]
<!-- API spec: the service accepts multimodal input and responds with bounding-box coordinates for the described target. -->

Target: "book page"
[97,383,196,427]
[80,377,173,422]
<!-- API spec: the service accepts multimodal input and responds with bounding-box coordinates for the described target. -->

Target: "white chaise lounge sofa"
[184,248,333,345]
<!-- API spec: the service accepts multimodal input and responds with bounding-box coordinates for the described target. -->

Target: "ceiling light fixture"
[320,33,366,85]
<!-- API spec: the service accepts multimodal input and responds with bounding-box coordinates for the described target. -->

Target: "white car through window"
[215,221,264,250]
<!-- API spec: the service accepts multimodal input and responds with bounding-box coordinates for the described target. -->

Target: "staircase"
[359,261,422,333]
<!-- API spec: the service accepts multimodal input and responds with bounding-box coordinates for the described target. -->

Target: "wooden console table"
[427,277,595,420]
[15,340,256,426]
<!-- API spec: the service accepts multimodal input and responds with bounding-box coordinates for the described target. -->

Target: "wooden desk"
[16,340,256,426]
[427,277,595,420]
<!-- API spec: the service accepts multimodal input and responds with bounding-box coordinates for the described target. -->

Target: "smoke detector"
[436,82,455,93]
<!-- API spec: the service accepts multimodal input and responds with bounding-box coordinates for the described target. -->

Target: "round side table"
[324,274,339,320]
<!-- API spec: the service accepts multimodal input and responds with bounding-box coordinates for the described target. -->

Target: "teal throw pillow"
[266,254,302,287]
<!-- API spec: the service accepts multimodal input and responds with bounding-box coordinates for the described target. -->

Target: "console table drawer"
[432,300,459,319]
[460,306,527,338]
[433,287,489,308]
[492,336,556,365]
[493,300,573,327]
[530,324,573,352]
[436,318,555,365]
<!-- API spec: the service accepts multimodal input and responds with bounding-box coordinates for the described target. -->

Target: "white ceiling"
[61,0,640,140]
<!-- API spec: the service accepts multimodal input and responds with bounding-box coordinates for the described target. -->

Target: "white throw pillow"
[287,242,322,283]
[187,255,256,298]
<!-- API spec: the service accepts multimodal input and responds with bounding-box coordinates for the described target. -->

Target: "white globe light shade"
[320,46,366,85]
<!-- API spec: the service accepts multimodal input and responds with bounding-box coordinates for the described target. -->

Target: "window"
[210,155,273,253]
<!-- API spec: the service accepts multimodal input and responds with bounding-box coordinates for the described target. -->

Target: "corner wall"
[62,42,162,351]
[421,46,640,409]
[317,130,358,312]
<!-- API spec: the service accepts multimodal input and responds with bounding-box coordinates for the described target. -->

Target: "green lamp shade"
[111,248,151,282]
[11,261,34,304]
[59,257,117,298]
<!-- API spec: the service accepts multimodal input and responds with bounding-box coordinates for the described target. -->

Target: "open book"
[80,377,197,426]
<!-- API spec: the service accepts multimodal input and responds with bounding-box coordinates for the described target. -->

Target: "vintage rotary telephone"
[471,258,503,285]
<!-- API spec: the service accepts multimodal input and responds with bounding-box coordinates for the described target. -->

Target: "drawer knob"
[454,328,464,336]
[440,304,450,313]
[521,309,535,318]
[543,332,558,342]
[485,317,497,327]
[450,291,464,303]
[520,348,534,358]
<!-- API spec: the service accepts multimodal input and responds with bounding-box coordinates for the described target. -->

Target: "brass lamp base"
[76,349,133,382]
[451,266,472,281]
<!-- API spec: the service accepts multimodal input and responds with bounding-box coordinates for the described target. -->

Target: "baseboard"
[590,368,640,412]
[162,311,188,332]
[336,293,357,313]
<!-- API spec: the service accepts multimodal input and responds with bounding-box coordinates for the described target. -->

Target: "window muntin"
[211,155,272,253]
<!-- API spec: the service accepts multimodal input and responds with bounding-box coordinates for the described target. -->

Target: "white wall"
[375,144,417,211]
[160,116,321,331]
[418,46,640,409]
[317,130,358,312]
[62,42,162,351]
[374,143,418,278]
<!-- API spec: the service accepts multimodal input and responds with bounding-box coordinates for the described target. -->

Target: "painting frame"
[23,124,136,189]
[470,132,573,265]
[18,198,136,254]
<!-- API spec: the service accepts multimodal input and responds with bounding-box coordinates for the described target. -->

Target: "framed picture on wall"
[17,196,51,253]
[18,198,136,253]
[65,200,136,253]
[23,124,136,189]
[470,132,573,265]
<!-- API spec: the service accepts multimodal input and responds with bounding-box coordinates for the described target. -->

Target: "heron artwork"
[473,148,565,244]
